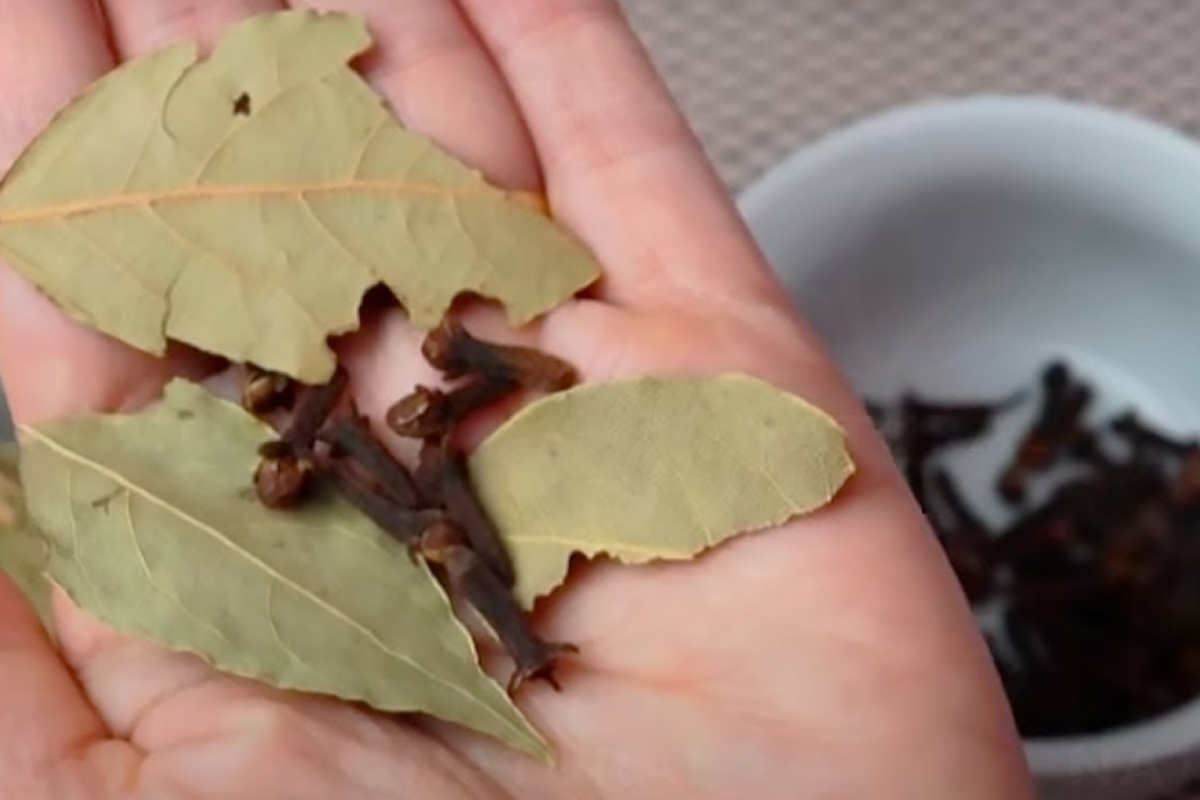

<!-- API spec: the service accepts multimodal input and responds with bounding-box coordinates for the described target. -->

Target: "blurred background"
[618,3,1200,798]
[621,0,1200,192]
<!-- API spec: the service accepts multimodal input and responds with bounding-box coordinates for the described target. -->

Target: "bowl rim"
[736,95,1200,777]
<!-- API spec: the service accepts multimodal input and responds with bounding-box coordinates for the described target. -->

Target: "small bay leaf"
[18,380,546,757]
[470,374,855,607]
[0,11,598,383]
[0,443,54,630]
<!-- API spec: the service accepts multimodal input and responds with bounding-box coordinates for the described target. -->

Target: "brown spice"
[241,367,294,414]
[254,455,312,508]
[418,521,576,694]
[386,378,516,440]
[422,318,576,391]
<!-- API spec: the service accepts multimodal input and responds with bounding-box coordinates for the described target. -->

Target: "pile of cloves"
[873,362,1200,736]
[247,318,578,694]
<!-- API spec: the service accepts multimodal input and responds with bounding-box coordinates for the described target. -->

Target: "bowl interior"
[739,97,1200,775]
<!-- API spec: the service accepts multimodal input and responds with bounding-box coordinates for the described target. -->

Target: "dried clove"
[233,91,251,116]
[246,316,585,701]
[242,366,294,414]
[901,390,1024,447]
[254,368,347,509]
[1065,429,1115,470]
[249,316,590,705]
[318,414,421,509]
[1112,412,1199,460]
[319,454,445,548]
[414,438,443,506]
[418,521,576,694]
[998,363,1090,504]
[892,358,1200,735]
[422,318,576,391]
[416,437,515,586]
[254,454,312,509]
[386,377,517,440]
[259,367,348,460]
[876,390,1022,511]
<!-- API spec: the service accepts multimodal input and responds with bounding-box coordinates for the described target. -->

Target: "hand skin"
[0,1,1034,798]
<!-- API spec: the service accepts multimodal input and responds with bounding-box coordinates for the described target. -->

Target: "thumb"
[0,575,139,797]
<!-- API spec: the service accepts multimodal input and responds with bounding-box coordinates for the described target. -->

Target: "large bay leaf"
[470,374,855,607]
[0,11,598,383]
[18,380,546,757]
[0,443,53,630]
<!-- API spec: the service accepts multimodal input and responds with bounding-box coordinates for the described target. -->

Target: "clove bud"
[254,455,312,508]
[999,363,1090,504]
[242,367,294,414]
[422,318,576,391]
[254,368,347,508]
[386,378,517,440]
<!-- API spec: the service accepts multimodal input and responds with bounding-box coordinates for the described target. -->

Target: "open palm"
[0,1,1032,797]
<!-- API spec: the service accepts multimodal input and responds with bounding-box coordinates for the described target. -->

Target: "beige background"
[621,0,1200,192]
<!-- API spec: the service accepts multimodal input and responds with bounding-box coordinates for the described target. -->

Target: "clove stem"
[319,414,421,509]
[259,367,349,459]
[419,439,515,586]
[1112,412,1199,459]
[419,522,575,694]
[320,455,444,547]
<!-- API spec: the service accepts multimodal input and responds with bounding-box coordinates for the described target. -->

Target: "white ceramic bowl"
[739,97,1200,800]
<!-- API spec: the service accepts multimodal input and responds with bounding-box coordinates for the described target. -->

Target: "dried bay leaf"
[0,11,598,383]
[0,443,54,630]
[18,380,546,757]
[470,374,855,607]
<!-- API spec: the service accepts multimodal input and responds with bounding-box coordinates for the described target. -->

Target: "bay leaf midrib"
[19,422,529,741]
[0,179,542,225]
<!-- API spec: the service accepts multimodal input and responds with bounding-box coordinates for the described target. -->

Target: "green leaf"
[0,443,54,631]
[0,11,598,383]
[18,380,546,758]
[471,374,856,608]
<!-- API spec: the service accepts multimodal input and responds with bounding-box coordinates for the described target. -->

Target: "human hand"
[0,1,1033,797]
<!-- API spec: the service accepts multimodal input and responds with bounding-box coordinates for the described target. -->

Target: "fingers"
[50,589,221,743]
[0,0,113,167]
[0,577,122,791]
[456,0,785,311]
[0,0,178,423]
[293,0,541,190]
[101,0,283,56]
[1,1,285,426]
[294,0,548,417]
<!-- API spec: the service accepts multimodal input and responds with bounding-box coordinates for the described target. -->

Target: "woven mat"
[621,0,1200,192]
[618,3,1200,798]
